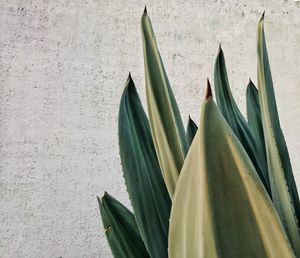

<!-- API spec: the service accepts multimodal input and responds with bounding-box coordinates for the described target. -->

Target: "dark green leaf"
[98,193,149,258]
[186,116,198,147]
[246,80,264,147]
[246,81,269,193]
[118,75,171,258]
[214,47,270,195]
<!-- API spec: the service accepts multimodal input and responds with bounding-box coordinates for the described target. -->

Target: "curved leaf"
[98,193,149,258]
[257,14,300,255]
[214,47,270,194]
[186,116,198,147]
[141,10,188,197]
[118,74,171,258]
[169,88,295,258]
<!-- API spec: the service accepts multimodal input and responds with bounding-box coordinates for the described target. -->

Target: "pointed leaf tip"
[144,6,147,14]
[125,72,134,90]
[205,79,212,100]
[259,11,265,23]
[104,191,109,197]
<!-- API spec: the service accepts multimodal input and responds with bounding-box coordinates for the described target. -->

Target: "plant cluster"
[98,8,300,258]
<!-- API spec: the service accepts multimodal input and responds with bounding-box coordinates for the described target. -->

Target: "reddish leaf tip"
[205,78,213,100]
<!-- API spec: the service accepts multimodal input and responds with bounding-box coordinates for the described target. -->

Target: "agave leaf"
[168,86,295,258]
[246,80,268,178]
[257,14,300,255]
[118,74,171,258]
[98,193,149,258]
[141,10,188,197]
[214,47,270,194]
[186,116,198,147]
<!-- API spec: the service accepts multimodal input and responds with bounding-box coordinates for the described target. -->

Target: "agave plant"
[98,8,300,258]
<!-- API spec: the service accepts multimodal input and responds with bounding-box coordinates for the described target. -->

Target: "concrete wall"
[1,0,300,257]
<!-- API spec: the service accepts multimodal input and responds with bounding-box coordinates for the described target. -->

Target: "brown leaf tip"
[262,10,265,19]
[205,78,213,100]
[144,5,147,14]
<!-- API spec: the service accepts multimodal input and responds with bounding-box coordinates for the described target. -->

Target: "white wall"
[1,0,300,257]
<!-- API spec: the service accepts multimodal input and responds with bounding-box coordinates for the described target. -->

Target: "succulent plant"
[98,8,300,258]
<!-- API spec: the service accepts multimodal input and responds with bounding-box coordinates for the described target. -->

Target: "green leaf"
[118,74,171,258]
[257,14,300,255]
[246,80,269,190]
[214,47,270,195]
[186,116,198,147]
[98,193,149,258]
[141,11,188,197]
[168,91,295,258]
[246,80,264,147]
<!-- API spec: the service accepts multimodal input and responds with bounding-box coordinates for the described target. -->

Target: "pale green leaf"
[141,11,188,197]
[169,94,295,258]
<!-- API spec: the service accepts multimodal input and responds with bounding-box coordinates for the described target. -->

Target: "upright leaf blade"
[214,47,270,194]
[246,80,268,177]
[141,11,188,197]
[118,75,171,258]
[98,193,149,258]
[246,80,264,142]
[186,116,198,147]
[169,91,295,258]
[257,14,300,255]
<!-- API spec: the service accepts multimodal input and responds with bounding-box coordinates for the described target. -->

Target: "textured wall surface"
[1,0,300,257]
